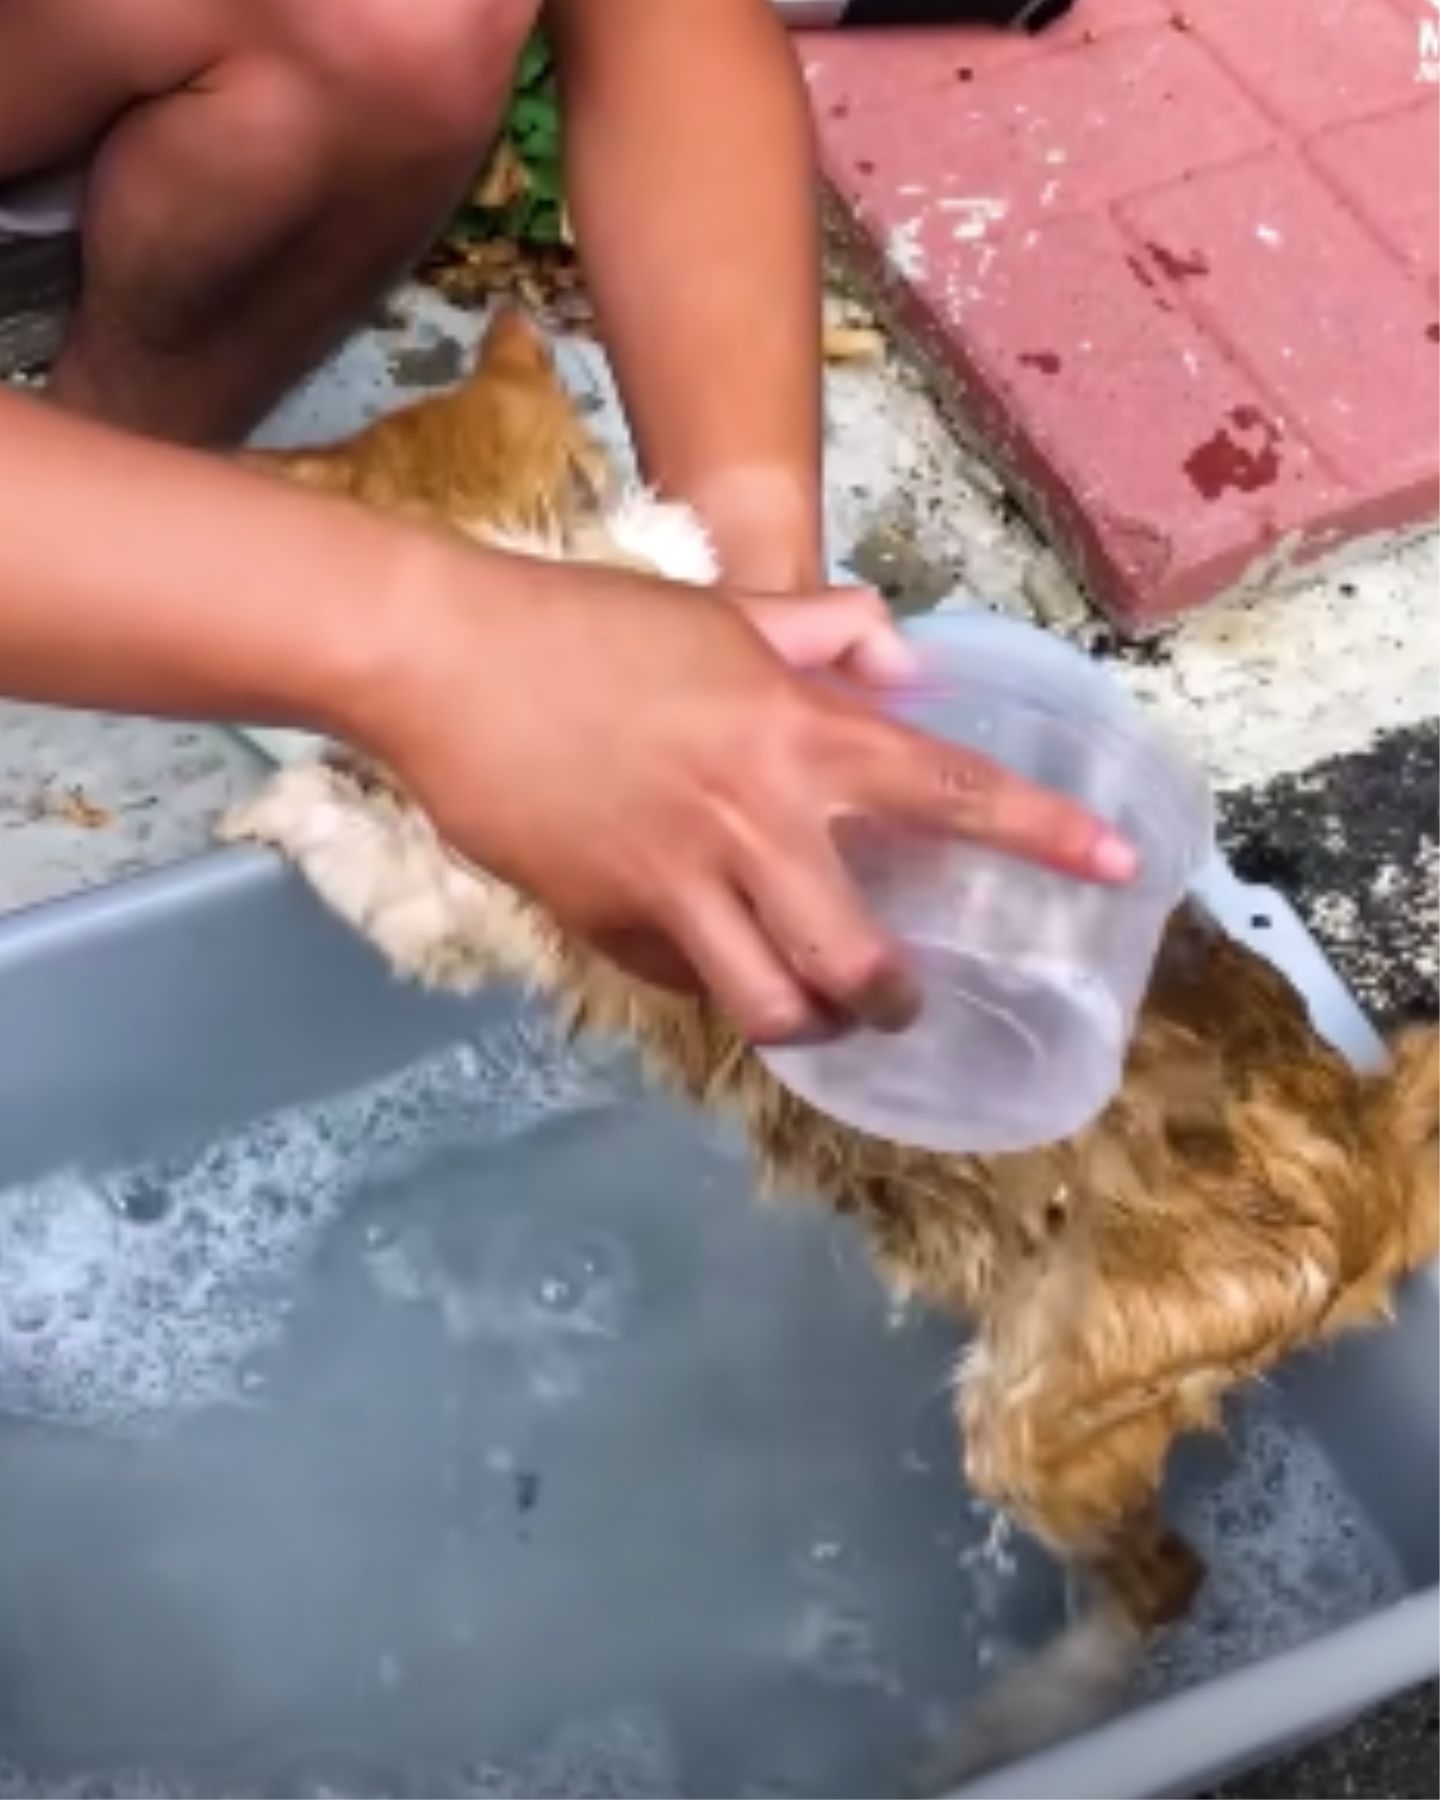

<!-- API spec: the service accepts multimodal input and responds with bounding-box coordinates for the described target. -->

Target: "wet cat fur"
[225,309,1439,1782]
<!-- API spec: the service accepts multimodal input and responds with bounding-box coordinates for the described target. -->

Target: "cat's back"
[1141,901,1350,1102]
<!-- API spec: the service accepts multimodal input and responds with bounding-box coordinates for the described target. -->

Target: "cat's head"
[455,307,719,586]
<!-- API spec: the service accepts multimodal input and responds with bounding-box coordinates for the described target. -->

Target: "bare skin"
[550,0,824,590]
[0,0,539,442]
[0,389,1134,1039]
[0,1,1133,1033]
[0,0,822,586]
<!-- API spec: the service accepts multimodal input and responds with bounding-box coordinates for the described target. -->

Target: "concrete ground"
[0,290,1436,1795]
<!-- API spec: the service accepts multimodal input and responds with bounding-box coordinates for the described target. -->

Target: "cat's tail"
[912,1602,1141,1795]
[912,1520,1203,1795]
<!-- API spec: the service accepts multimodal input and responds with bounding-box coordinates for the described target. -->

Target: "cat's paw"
[216,762,357,856]
[220,763,528,997]
[603,488,719,586]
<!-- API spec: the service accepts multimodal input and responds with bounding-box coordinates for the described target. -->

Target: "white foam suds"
[524,1705,681,1798]
[1140,1391,1408,1698]
[261,1707,683,1800]
[0,1705,684,1800]
[0,1022,616,1431]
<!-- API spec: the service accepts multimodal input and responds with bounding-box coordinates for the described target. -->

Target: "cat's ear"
[473,303,555,379]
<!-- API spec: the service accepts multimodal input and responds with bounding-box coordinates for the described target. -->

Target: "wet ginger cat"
[224,308,1439,1781]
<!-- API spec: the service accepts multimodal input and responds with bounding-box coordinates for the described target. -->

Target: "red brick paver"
[806,0,1440,629]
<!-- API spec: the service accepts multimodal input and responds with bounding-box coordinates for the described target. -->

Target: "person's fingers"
[735,821,921,1033]
[589,927,702,995]
[659,881,832,1046]
[738,589,917,687]
[833,713,1138,884]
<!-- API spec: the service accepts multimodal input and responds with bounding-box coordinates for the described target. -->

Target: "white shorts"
[0,166,85,237]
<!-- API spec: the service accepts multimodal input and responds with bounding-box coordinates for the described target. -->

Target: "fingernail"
[1093,830,1139,883]
[863,635,921,685]
[859,968,923,1035]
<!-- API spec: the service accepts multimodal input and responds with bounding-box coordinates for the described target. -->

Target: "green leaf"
[530,200,563,244]
[509,94,559,155]
[527,157,564,203]
[514,32,552,91]
[445,27,568,251]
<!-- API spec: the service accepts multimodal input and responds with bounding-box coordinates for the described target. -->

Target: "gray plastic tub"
[0,850,1433,1799]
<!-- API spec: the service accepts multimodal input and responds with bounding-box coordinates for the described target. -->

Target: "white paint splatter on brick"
[884,218,927,281]
[819,352,1436,799]
[818,346,1439,802]
[938,197,1008,243]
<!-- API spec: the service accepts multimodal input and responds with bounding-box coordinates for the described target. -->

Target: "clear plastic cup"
[760,607,1215,1155]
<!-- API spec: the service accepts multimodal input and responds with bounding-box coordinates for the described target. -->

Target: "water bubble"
[790,1603,895,1692]
[1139,1392,1406,1700]
[237,1362,268,1397]
[529,1706,680,1799]
[7,1292,52,1334]
[528,1237,634,1340]
[537,1277,578,1313]
[366,1240,431,1306]
[105,1172,175,1225]
[959,1509,1016,1578]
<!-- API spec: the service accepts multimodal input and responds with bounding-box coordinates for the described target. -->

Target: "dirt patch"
[847,513,959,615]
[1220,723,1439,1027]
[385,336,466,389]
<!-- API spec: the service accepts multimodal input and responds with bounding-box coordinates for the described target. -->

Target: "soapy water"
[938,1386,1407,1717]
[0,1704,681,1799]
[0,1027,996,1797]
[227,1704,683,1800]
[1139,1386,1408,1699]
[0,1019,623,1431]
[0,1023,1414,1796]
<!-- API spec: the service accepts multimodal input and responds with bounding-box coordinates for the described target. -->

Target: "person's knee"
[289,0,541,165]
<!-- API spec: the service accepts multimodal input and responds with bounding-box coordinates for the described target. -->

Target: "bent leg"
[1,0,538,442]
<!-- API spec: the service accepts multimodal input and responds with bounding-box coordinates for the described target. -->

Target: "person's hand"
[736,588,917,686]
[368,548,1135,1045]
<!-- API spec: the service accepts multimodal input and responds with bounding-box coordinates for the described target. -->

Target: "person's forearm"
[550,0,824,592]
[0,387,452,743]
